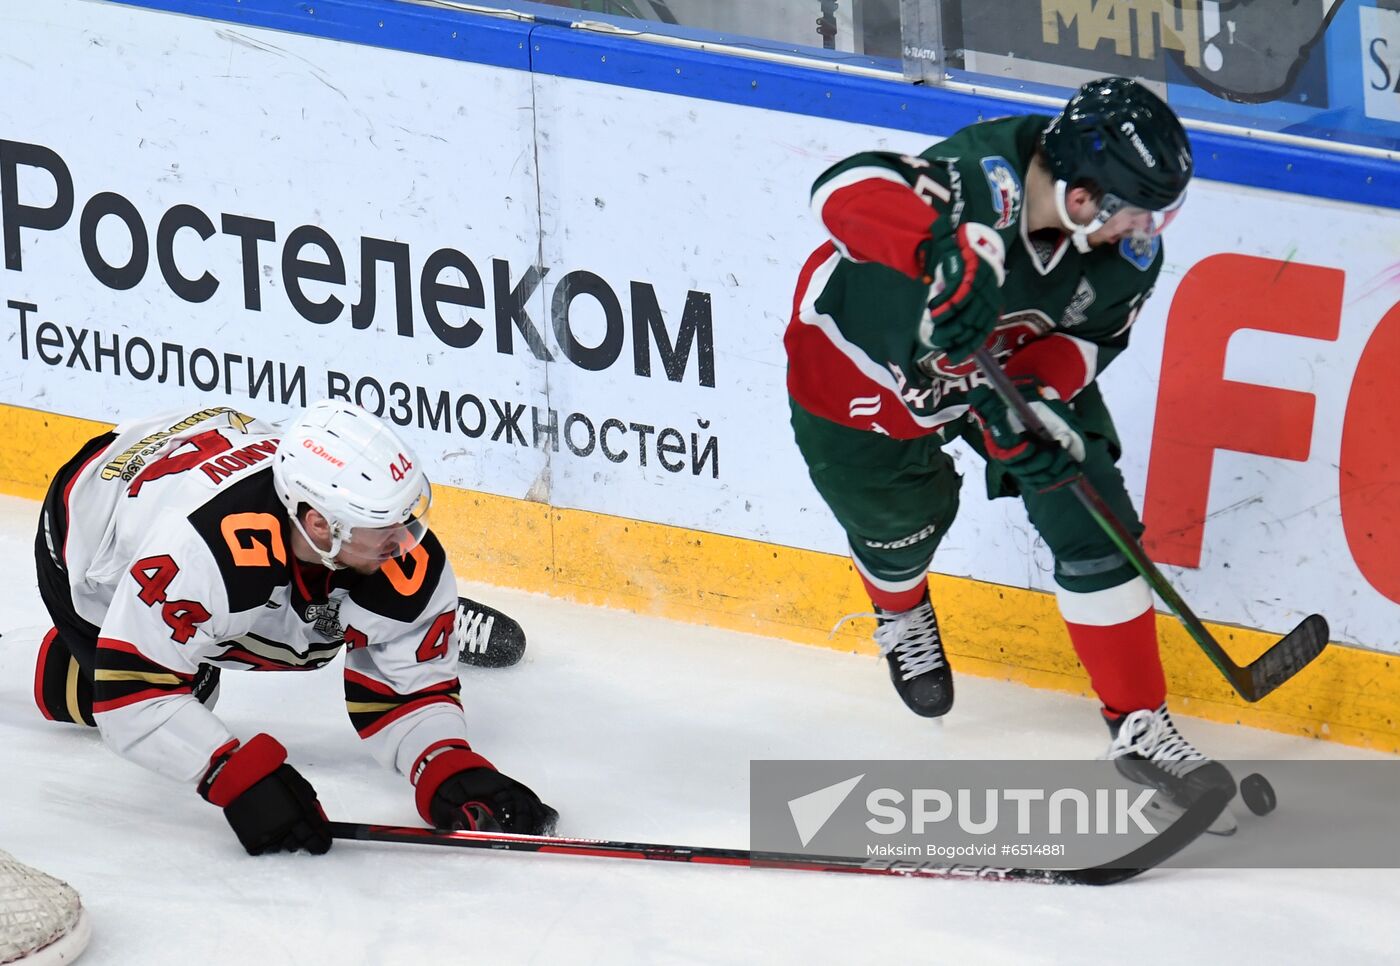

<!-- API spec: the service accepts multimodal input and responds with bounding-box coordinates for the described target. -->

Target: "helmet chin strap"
[291,513,346,570]
[1054,180,1109,254]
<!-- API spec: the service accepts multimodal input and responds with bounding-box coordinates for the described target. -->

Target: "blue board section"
[105,0,1398,211]
[104,0,534,70]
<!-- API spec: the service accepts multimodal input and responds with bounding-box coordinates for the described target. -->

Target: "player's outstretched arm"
[344,638,558,836]
[812,151,1006,363]
[91,533,239,776]
[810,151,956,277]
[92,534,332,855]
[341,541,557,835]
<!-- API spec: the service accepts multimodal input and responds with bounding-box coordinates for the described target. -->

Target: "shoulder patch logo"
[979,156,1022,230]
[1119,234,1159,271]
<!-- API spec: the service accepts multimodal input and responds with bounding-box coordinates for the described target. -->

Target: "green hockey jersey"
[784,113,1161,443]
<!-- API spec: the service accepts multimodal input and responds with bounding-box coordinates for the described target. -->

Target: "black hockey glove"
[916,219,1006,364]
[968,378,1086,493]
[414,745,558,835]
[199,733,332,856]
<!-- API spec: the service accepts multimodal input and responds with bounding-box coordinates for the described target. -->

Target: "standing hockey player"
[784,77,1235,810]
[32,400,556,854]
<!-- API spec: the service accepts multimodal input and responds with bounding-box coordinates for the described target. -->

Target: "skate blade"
[1145,797,1238,836]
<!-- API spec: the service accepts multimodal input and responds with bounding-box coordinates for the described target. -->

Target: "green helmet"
[1040,76,1193,211]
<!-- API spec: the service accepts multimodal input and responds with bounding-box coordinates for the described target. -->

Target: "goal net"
[0,851,90,964]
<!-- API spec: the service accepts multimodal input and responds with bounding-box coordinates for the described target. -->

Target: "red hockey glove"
[199,733,331,856]
[917,220,1006,363]
[968,378,1086,492]
[414,746,558,835]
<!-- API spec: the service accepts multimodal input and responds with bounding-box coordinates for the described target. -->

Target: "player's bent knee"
[34,627,95,727]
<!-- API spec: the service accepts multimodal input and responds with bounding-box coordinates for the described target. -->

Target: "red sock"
[1057,579,1166,715]
[857,570,928,612]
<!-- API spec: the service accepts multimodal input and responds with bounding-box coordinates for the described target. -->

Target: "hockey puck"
[1240,772,1276,816]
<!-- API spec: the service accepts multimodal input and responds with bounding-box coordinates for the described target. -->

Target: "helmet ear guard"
[1052,179,1100,254]
[272,400,432,570]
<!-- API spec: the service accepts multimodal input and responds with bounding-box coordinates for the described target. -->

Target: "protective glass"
[340,489,432,564]
[1095,191,1186,239]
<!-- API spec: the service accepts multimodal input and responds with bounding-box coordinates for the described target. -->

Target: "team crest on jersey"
[304,598,344,640]
[979,156,1022,230]
[918,313,1054,379]
[1119,233,1159,271]
[1061,277,1096,328]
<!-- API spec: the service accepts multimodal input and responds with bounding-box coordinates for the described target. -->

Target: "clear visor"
[1095,191,1186,240]
[338,491,432,564]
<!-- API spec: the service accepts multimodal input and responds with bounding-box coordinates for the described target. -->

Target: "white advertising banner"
[0,0,549,497]
[2,1,1398,651]
[1361,6,1400,125]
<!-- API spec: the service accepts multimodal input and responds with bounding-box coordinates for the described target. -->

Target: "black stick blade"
[1246,613,1330,701]
[1065,784,1231,885]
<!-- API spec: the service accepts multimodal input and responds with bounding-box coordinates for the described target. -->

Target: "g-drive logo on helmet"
[301,439,346,468]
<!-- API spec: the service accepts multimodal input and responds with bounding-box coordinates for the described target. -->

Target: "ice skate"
[1106,703,1238,834]
[874,591,954,717]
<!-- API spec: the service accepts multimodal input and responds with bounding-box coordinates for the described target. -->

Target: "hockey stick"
[329,786,1227,887]
[971,346,1330,702]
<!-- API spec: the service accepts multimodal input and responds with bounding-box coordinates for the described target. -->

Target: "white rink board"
[2,1,1399,650]
[0,0,550,500]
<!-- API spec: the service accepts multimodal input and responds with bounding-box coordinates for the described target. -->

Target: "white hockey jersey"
[53,406,471,787]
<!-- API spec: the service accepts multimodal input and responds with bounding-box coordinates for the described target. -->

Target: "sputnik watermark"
[865,786,1159,835]
[756,759,1400,869]
[786,776,1157,849]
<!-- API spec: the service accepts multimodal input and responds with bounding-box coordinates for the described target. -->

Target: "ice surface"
[0,494,1395,964]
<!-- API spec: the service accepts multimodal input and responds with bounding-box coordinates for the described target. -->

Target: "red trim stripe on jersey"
[344,669,464,738]
[784,244,962,440]
[92,636,194,714]
[96,637,188,662]
[213,642,333,671]
[789,242,838,320]
[92,685,195,714]
[353,695,462,739]
[344,669,463,700]
[344,668,398,696]
[344,669,464,697]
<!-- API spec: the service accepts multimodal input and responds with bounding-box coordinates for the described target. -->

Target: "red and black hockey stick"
[971,346,1329,702]
[329,786,1226,887]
